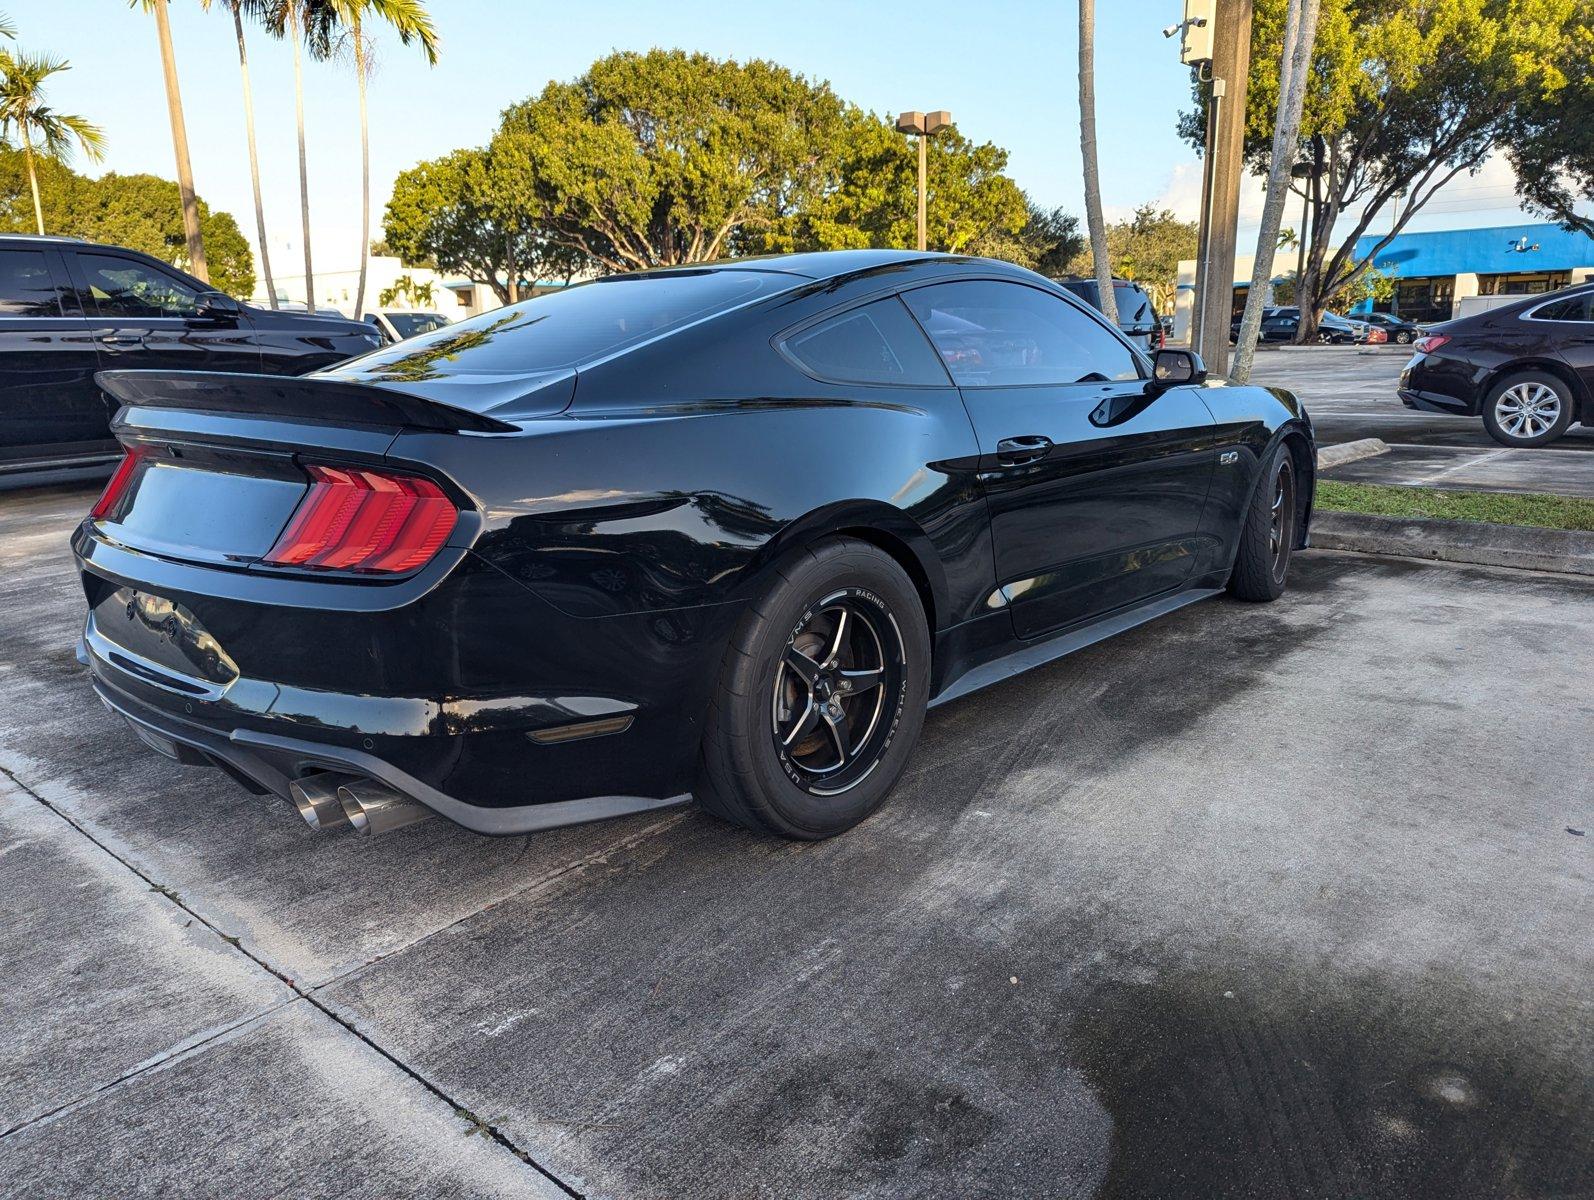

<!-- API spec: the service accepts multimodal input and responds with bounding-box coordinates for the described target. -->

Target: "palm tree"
[326,0,437,319]
[204,0,278,307]
[0,49,106,235]
[1077,0,1117,326]
[1231,0,1322,383]
[136,0,209,281]
[272,0,332,312]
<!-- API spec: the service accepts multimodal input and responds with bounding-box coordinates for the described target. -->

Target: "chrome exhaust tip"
[336,779,430,837]
[289,772,357,831]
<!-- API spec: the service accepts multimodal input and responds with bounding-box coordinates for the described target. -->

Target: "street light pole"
[897,111,952,252]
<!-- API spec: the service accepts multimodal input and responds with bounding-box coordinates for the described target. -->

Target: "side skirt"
[929,586,1224,709]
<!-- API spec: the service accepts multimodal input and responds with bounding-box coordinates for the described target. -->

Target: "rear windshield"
[327,270,782,385]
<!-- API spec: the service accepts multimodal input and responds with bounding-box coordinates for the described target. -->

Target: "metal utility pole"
[896,111,952,251]
[1188,0,1253,373]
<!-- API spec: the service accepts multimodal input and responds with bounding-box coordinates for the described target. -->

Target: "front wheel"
[697,538,931,839]
[1228,445,1298,603]
[1482,372,1574,447]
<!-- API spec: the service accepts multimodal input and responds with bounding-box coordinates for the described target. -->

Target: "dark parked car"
[1056,276,1162,352]
[1400,284,1594,446]
[1361,311,1422,345]
[0,235,382,484]
[74,250,1315,843]
[1237,307,1361,344]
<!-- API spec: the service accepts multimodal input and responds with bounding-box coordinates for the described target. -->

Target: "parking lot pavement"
[1247,346,1594,496]
[4,486,1592,1199]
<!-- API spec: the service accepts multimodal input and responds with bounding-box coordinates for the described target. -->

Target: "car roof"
[0,233,93,247]
[689,249,997,281]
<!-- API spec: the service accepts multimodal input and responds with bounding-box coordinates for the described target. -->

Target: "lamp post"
[896,110,952,251]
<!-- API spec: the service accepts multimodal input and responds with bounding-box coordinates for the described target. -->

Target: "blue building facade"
[1349,221,1594,322]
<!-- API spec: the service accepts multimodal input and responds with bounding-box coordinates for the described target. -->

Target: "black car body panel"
[1398,284,1594,423]
[0,236,380,482]
[72,251,1314,834]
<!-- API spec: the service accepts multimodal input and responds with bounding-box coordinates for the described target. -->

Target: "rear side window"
[78,253,200,318]
[782,297,949,386]
[0,250,62,317]
[1531,295,1592,322]
[332,270,785,382]
[902,280,1140,387]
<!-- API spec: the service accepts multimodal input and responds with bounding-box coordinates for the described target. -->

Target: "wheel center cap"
[814,676,833,700]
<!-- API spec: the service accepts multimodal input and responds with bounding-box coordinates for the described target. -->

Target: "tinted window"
[385,312,451,338]
[1532,295,1592,322]
[903,280,1140,386]
[332,270,783,382]
[79,253,200,318]
[783,297,948,386]
[0,250,61,317]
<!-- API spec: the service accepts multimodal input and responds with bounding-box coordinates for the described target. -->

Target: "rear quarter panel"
[396,350,992,628]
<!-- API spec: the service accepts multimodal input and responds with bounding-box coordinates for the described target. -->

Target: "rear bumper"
[1398,388,1472,415]
[87,648,689,835]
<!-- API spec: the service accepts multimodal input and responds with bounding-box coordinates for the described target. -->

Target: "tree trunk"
[152,0,208,282]
[290,6,314,313]
[505,232,519,304]
[232,3,275,307]
[1230,0,1320,383]
[22,135,43,235]
[1077,0,1118,325]
[352,17,370,320]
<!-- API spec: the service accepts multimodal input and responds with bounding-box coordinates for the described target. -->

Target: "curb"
[1317,438,1389,470]
[1310,511,1594,576]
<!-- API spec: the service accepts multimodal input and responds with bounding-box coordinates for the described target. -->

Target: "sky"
[18,0,1546,286]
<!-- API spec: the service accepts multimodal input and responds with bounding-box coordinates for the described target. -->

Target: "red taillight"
[1414,334,1449,354]
[90,450,142,521]
[264,464,457,575]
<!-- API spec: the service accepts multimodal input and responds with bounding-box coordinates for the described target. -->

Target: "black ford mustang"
[73,250,1314,841]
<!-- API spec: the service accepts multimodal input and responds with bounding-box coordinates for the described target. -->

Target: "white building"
[252,255,474,320]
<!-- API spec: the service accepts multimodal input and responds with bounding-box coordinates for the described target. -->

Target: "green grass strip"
[1316,479,1594,532]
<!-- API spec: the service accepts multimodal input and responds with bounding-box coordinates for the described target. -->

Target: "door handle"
[97,333,145,347]
[995,435,1053,466]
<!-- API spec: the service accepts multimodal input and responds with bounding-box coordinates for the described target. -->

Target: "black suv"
[0,235,382,484]
[1400,284,1594,447]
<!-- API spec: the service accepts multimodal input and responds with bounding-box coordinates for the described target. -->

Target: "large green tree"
[489,50,856,272]
[1066,205,1198,313]
[1184,0,1584,340]
[1505,2,1594,236]
[0,151,254,295]
[0,47,104,235]
[384,146,586,303]
[753,112,1028,256]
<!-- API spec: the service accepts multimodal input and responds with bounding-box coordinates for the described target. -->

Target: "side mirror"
[194,291,241,321]
[1151,348,1206,387]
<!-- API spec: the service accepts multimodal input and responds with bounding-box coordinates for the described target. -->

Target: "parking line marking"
[1413,447,1513,484]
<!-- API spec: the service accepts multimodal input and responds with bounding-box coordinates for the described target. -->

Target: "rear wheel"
[697,538,931,839]
[1395,329,1414,345]
[1228,445,1297,603]
[1482,372,1574,447]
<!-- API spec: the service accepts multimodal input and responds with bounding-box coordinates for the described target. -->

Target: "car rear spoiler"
[96,370,519,434]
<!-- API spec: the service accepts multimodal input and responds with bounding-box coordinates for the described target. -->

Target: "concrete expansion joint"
[0,761,588,1200]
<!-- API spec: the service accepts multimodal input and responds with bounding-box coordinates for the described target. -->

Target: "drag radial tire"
[1227,444,1297,603]
[697,537,931,839]
[1481,371,1575,447]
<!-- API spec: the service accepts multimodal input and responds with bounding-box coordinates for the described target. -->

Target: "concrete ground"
[2,484,1591,1200]
[1248,345,1594,497]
